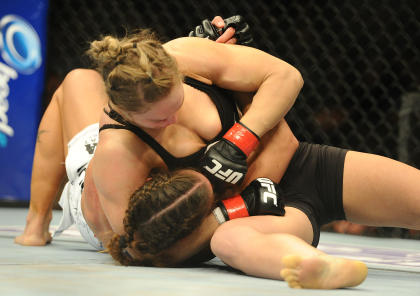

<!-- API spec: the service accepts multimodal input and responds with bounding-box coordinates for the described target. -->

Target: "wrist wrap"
[220,195,250,220]
[223,122,259,156]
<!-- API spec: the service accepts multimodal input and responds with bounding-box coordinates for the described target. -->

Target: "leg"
[330,220,370,235]
[210,208,367,289]
[15,69,107,246]
[343,151,420,229]
[58,69,108,155]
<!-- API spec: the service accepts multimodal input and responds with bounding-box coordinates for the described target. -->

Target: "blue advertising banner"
[0,0,48,201]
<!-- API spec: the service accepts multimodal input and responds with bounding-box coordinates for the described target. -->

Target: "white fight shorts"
[53,123,104,250]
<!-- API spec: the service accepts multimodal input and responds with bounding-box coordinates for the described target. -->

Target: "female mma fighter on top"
[16,15,420,289]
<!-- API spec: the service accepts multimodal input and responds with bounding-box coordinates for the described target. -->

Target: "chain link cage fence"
[44,0,420,237]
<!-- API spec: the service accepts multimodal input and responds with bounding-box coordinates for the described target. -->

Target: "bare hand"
[211,16,237,44]
[15,214,52,246]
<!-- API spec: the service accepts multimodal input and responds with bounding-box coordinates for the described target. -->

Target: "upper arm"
[91,140,150,234]
[165,37,303,136]
[164,37,300,92]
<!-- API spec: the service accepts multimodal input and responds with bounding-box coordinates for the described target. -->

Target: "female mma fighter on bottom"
[108,168,369,289]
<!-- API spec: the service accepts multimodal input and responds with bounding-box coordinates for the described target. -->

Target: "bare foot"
[280,254,367,289]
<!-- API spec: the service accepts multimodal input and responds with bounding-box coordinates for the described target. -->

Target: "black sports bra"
[99,76,239,170]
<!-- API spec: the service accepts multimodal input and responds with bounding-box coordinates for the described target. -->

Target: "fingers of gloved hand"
[216,27,236,43]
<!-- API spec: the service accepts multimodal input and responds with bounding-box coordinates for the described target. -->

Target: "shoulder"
[163,36,211,51]
[163,37,227,63]
[163,37,229,84]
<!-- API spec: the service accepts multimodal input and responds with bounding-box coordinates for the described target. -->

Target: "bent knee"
[59,69,107,113]
[63,69,102,86]
[53,69,91,104]
[60,69,105,100]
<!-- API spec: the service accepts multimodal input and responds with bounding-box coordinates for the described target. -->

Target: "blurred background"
[1,0,419,239]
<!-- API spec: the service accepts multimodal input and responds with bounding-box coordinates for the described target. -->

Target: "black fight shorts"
[279,142,348,247]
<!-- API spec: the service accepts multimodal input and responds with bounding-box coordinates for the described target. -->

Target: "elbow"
[296,68,304,90]
[271,61,304,94]
[280,66,303,104]
[288,66,304,91]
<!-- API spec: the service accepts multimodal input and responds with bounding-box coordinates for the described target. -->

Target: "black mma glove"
[189,18,219,40]
[188,15,254,46]
[201,122,259,188]
[223,15,254,46]
[213,178,286,223]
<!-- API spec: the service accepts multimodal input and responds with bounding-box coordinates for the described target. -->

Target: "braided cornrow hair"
[107,169,213,267]
[86,29,183,113]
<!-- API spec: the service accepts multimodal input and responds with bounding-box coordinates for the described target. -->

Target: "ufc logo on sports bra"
[204,159,243,184]
[257,178,278,206]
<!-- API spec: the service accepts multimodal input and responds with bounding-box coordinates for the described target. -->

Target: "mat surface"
[1,208,419,295]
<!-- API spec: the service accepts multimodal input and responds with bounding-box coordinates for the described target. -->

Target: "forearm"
[28,130,66,220]
[245,120,298,185]
[15,139,66,245]
[29,169,64,218]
